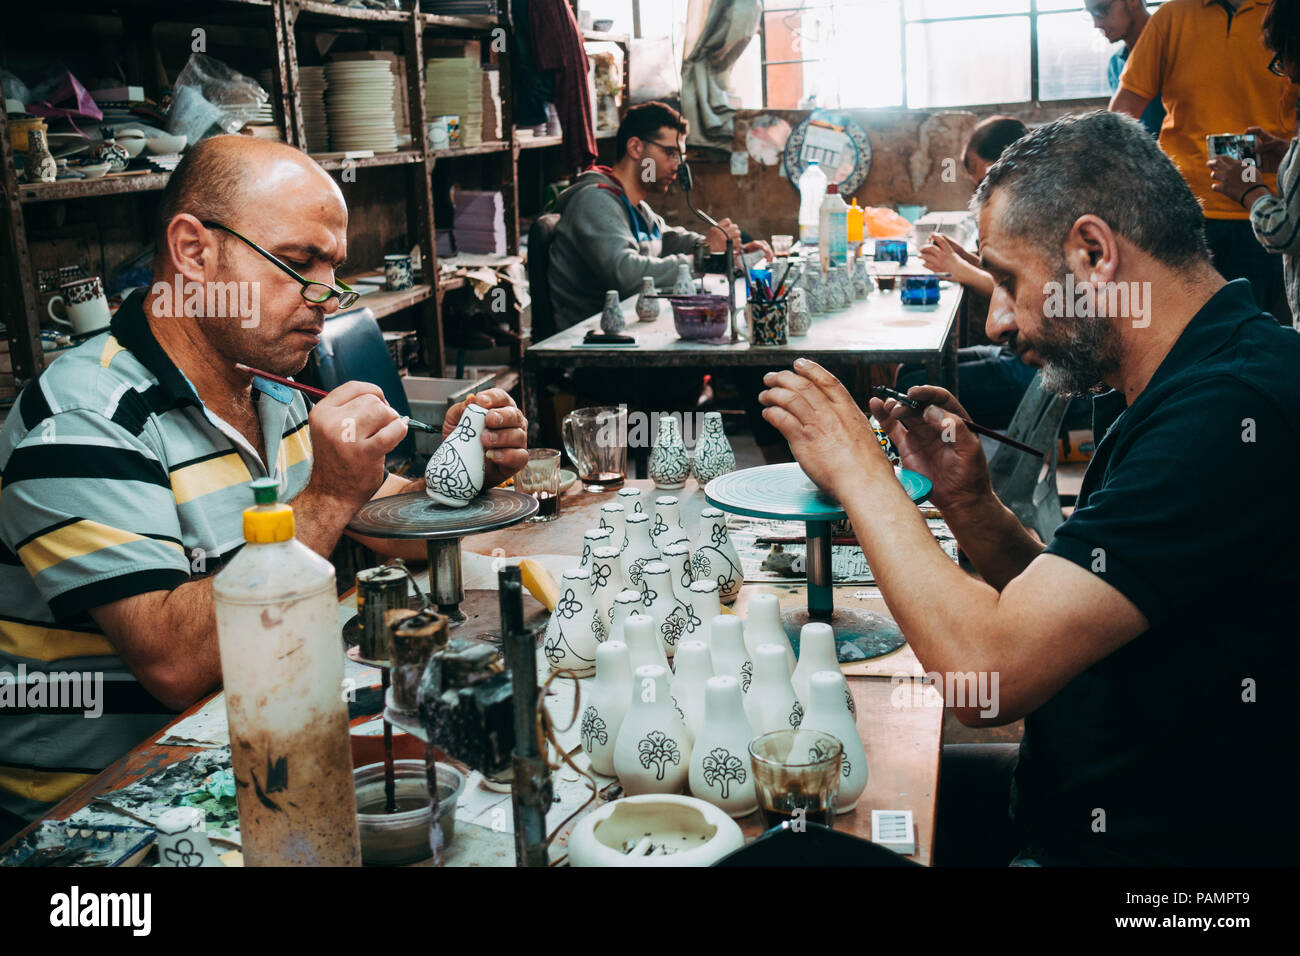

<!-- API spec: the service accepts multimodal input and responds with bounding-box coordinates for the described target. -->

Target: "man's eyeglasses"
[1268,53,1289,78]
[644,140,684,163]
[202,221,359,309]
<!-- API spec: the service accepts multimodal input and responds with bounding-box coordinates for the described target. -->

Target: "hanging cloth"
[680,0,761,148]
[529,0,598,173]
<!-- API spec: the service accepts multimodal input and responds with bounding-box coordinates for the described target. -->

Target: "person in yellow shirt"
[1110,0,1298,322]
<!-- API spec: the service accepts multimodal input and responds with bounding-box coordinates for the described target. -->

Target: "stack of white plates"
[299,66,330,153]
[325,60,397,153]
[426,58,483,147]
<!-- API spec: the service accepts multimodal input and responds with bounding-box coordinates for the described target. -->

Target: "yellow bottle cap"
[243,503,295,543]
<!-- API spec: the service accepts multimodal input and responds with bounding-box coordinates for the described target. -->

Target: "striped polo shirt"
[0,289,312,820]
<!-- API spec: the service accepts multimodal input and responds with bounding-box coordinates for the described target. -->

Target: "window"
[757,1,1162,110]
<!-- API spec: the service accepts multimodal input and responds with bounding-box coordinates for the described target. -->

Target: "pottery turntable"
[704,462,933,659]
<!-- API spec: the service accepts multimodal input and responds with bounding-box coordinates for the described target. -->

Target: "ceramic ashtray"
[566,794,744,866]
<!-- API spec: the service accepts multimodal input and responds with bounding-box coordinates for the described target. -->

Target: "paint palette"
[0,821,154,867]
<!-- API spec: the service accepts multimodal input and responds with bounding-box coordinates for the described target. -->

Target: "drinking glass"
[749,729,843,831]
[517,448,562,521]
[562,405,627,492]
[772,234,795,257]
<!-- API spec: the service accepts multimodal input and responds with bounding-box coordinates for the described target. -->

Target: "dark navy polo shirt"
[1015,279,1300,865]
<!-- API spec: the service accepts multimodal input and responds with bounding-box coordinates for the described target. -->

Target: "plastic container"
[213,478,362,866]
[847,199,865,243]
[819,183,849,274]
[797,161,828,246]
[354,760,465,866]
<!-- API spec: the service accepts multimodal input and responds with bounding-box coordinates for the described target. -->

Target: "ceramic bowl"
[667,294,730,340]
[115,130,147,158]
[75,162,110,180]
[145,133,187,155]
[567,794,745,866]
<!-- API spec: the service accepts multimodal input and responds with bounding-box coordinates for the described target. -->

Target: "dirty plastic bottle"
[798,161,828,246]
[213,478,361,866]
[819,183,849,274]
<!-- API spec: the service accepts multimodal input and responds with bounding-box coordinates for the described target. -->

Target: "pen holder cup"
[747,299,789,347]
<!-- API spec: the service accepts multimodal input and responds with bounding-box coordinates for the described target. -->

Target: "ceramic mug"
[384,254,413,292]
[47,276,110,335]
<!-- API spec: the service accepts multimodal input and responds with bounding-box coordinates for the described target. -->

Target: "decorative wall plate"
[781,110,873,196]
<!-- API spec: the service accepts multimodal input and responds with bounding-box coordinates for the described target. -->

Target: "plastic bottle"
[797,161,828,246]
[847,198,865,243]
[213,478,361,866]
[819,183,849,274]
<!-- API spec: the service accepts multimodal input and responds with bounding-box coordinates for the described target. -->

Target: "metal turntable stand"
[704,463,932,659]
[347,489,538,623]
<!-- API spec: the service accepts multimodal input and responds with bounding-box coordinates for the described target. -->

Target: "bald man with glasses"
[0,136,529,832]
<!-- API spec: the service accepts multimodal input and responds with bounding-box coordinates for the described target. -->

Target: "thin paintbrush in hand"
[873,386,1044,458]
[235,363,440,433]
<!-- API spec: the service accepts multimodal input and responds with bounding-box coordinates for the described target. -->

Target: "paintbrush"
[235,363,440,433]
[873,386,1044,458]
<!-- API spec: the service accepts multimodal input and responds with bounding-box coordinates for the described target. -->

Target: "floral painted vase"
[635,277,660,321]
[588,545,627,642]
[614,664,691,795]
[650,495,690,553]
[580,527,614,571]
[787,287,812,336]
[649,415,690,490]
[671,639,713,745]
[799,670,869,813]
[620,512,661,594]
[694,508,743,604]
[688,676,759,817]
[424,402,486,507]
[600,290,626,333]
[581,640,633,776]
[543,567,598,676]
[691,412,735,486]
[747,643,803,734]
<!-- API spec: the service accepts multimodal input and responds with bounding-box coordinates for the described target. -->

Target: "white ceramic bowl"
[567,794,745,866]
[116,130,146,157]
[145,133,187,155]
[77,162,111,180]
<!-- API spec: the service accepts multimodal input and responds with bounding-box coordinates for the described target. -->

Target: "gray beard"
[1033,311,1123,399]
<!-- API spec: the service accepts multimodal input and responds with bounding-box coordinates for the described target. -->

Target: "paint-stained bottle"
[213,478,361,866]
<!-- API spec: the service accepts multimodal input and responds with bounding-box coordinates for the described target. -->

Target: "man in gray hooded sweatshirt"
[549,102,772,329]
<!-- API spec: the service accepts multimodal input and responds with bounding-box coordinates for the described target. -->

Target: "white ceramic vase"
[624,612,671,680]
[747,643,804,734]
[650,495,690,553]
[670,639,713,745]
[787,287,812,336]
[621,512,661,594]
[155,807,223,867]
[799,670,868,813]
[635,276,660,321]
[598,502,626,551]
[588,546,626,642]
[424,402,487,507]
[601,290,626,333]
[660,542,703,646]
[672,262,695,295]
[543,567,598,675]
[581,640,633,776]
[694,508,744,605]
[791,622,839,707]
[852,256,872,299]
[617,486,644,516]
[708,615,753,698]
[687,580,722,647]
[648,416,690,490]
[691,412,736,486]
[745,592,795,674]
[688,676,759,817]
[614,664,691,795]
[610,589,644,644]
[638,561,679,659]
[580,527,614,570]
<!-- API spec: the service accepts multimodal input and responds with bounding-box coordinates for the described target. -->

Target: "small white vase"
[610,589,644,644]
[635,276,660,321]
[687,579,722,647]
[638,561,679,659]
[582,640,633,775]
[744,592,795,674]
[747,643,803,734]
[791,622,839,708]
[688,676,759,817]
[648,416,690,490]
[599,502,626,551]
[694,508,744,605]
[691,412,736,486]
[614,664,691,795]
[650,495,690,553]
[617,486,644,516]
[787,287,812,336]
[621,512,661,594]
[543,567,598,676]
[623,613,670,687]
[708,614,753,699]
[424,402,487,507]
[799,670,868,813]
[672,262,695,295]
[601,290,626,333]
[588,546,627,642]
[660,542,702,646]
[580,527,614,571]
[671,639,713,745]
[852,256,872,299]
[155,807,223,867]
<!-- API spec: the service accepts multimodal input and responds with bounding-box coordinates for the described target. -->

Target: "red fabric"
[529,0,597,173]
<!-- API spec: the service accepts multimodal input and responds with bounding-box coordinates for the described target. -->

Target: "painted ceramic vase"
[851,256,872,299]
[787,287,812,336]
[588,545,627,642]
[599,502,626,551]
[635,277,660,321]
[648,416,690,490]
[610,589,645,645]
[581,640,633,776]
[708,615,753,699]
[791,622,840,708]
[691,411,736,486]
[600,290,626,333]
[617,486,644,516]
[799,670,868,813]
[670,639,713,745]
[747,642,803,734]
[425,402,487,507]
[621,512,661,594]
[614,664,691,795]
[580,527,614,571]
[638,561,679,659]
[744,592,795,674]
[92,138,130,173]
[650,495,690,553]
[155,807,223,867]
[687,580,722,647]
[827,266,852,311]
[672,262,696,295]
[624,613,671,687]
[543,567,598,676]
[22,128,57,184]
[694,508,743,605]
[803,267,827,315]
[688,676,759,817]
[659,542,701,647]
